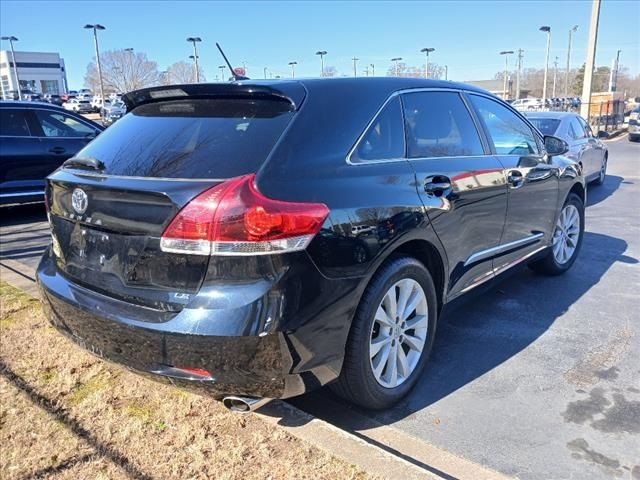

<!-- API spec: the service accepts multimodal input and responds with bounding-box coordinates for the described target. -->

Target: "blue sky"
[1,0,638,88]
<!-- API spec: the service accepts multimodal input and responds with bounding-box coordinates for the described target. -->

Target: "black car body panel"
[37,78,585,400]
[0,102,104,205]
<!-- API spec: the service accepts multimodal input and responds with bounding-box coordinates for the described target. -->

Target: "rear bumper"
[37,248,357,399]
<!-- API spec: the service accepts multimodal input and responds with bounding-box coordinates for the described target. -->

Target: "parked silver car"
[525,111,608,185]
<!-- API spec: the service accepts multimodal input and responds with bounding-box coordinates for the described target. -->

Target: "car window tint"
[34,110,96,137]
[569,117,586,140]
[351,96,404,162]
[0,109,31,137]
[403,91,484,158]
[76,98,295,178]
[470,94,540,156]
[527,118,561,136]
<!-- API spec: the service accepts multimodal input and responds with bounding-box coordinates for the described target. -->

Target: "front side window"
[469,94,540,156]
[403,91,484,158]
[34,110,96,137]
[0,109,31,137]
[350,96,404,162]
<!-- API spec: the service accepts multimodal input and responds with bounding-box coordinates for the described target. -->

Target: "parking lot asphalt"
[1,135,638,480]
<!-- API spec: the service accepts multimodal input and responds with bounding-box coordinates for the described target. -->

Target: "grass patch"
[66,372,113,406]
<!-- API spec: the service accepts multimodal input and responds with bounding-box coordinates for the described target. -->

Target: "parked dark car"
[525,111,608,185]
[0,102,104,205]
[37,79,585,411]
[43,94,64,106]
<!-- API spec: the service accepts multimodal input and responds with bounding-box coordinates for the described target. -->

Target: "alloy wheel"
[369,279,428,388]
[552,204,580,265]
[599,159,607,183]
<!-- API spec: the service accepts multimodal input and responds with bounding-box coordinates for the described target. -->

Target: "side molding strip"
[464,232,544,267]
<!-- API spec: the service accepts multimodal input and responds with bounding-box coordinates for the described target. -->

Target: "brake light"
[160,174,329,256]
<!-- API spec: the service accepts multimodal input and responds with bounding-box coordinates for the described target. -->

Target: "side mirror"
[544,135,569,157]
[597,130,609,139]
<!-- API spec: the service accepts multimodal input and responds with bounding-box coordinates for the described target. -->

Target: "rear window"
[73,98,295,178]
[528,118,561,136]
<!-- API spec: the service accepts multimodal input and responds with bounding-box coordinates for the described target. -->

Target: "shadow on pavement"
[587,175,624,207]
[290,231,637,431]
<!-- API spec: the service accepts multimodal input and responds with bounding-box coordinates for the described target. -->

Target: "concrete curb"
[603,127,627,140]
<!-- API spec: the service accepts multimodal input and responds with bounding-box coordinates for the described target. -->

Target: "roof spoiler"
[122,83,304,111]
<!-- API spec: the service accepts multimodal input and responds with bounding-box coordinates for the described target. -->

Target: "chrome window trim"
[346,87,494,166]
[464,232,544,267]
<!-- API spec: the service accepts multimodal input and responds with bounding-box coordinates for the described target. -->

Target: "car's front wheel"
[330,255,438,409]
[530,193,584,275]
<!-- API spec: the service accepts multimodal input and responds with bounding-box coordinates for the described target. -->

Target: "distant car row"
[511,97,581,111]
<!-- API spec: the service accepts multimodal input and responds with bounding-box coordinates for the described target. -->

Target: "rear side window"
[528,118,560,136]
[74,98,295,178]
[0,109,31,137]
[402,91,484,158]
[469,94,540,156]
[34,110,96,137]
[568,117,586,140]
[350,96,404,162]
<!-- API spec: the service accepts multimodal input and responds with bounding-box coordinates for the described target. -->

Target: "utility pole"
[500,51,514,100]
[315,50,327,77]
[370,63,375,76]
[565,25,578,96]
[391,57,402,76]
[580,0,601,120]
[84,24,106,116]
[552,56,559,97]
[420,47,435,79]
[352,57,359,77]
[1,36,21,100]
[186,37,202,83]
[124,47,134,91]
[611,49,621,92]
[540,26,551,100]
[516,48,524,100]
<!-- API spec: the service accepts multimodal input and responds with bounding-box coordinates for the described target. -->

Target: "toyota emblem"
[71,188,88,214]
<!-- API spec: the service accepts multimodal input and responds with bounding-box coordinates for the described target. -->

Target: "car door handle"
[48,147,66,154]
[424,176,452,195]
[507,170,525,189]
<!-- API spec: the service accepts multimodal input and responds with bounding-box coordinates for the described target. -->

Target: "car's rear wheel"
[529,193,584,275]
[330,255,438,409]
[592,154,607,186]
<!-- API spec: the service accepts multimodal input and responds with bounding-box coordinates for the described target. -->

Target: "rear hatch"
[46,84,303,312]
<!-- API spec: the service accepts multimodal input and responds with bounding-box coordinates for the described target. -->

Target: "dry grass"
[0,282,369,480]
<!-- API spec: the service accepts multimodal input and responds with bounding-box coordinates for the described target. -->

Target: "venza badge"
[71,188,88,214]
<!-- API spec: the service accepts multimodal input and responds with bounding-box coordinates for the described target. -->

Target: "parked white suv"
[512,98,544,111]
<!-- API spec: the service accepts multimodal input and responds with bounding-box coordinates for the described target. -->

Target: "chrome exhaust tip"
[222,396,271,413]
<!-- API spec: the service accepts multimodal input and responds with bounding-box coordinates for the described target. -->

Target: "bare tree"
[323,66,338,77]
[84,49,160,94]
[385,62,445,79]
[164,61,206,84]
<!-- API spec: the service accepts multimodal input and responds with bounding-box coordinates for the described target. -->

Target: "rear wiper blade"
[62,156,105,171]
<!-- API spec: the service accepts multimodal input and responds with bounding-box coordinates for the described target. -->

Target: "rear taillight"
[160,174,329,256]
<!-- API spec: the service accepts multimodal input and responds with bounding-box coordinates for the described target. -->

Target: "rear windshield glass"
[527,118,561,136]
[73,98,295,178]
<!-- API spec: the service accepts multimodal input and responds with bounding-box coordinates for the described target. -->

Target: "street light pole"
[370,64,375,76]
[352,57,359,77]
[500,50,514,100]
[218,65,226,81]
[540,26,551,101]
[124,47,133,91]
[84,24,106,116]
[565,25,578,96]
[580,0,601,120]
[1,36,21,100]
[186,37,202,83]
[552,56,559,97]
[391,57,402,77]
[444,65,448,80]
[516,48,524,100]
[263,67,268,79]
[420,48,435,79]
[315,51,327,77]
[612,49,621,92]
[288,61,297,79]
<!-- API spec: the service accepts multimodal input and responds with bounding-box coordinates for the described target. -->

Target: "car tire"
[330,255,438,409]
[592,154,607,186]
[529,193,584,276]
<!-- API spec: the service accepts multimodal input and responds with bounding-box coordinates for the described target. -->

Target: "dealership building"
[0,50,68,98]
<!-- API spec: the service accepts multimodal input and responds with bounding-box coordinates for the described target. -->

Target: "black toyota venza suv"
[37,78,585,411]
